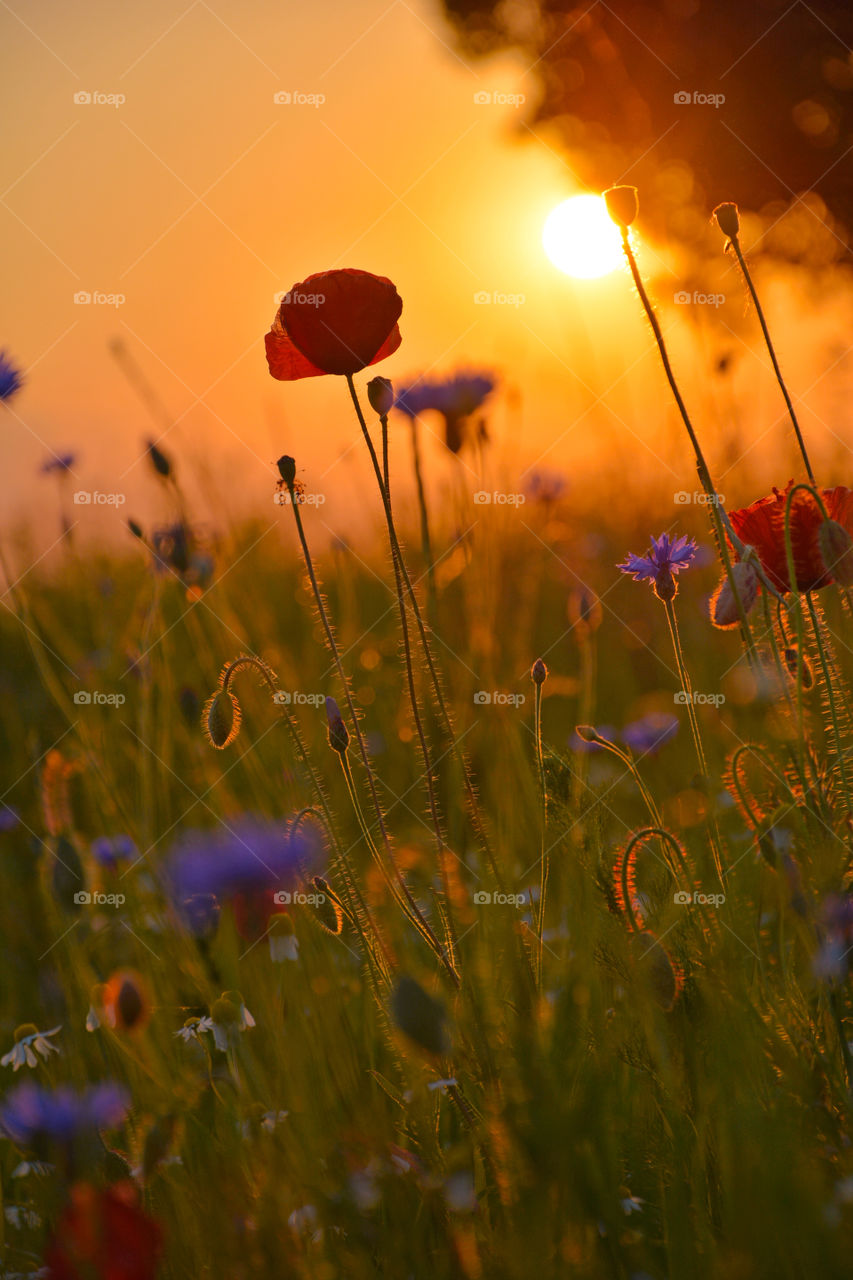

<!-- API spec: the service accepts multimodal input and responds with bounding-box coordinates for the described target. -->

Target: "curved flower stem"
[533,681,547,987]
[728,234,815,485]
[617,231,759,659]
[283,484,459,987]
[578,730,664,831]
[662,598,725,887]
[381,416,459,974]
[346,374,504,892]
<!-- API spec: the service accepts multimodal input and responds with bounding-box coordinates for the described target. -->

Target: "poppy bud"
[127,519,144,540]
[202,689,241,749]
[710,560,759,629]
[604,185,638,229]
[575,724,597,743]
[531,658,548,686]
[391,975,450,1056]
[818,519,853,585]
[713,202,740,240]
[367,376,394,418]
[310,877,345,935]
[277,455,296,487]
[105,970,150,1031]
[146,440,171,479]
[325,697,349,754]
[784,646,814,689]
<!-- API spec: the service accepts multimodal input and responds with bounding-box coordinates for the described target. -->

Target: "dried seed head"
[367,376,394,418]
[391,975,450,1056]
[202,689,241,749]
[325,697,349,754]
[784,646,814,689]
[531,658,548,686]
[604,185,638,229]
[276,455,296,487]
[818,519,853,585]
[146,439,172,479]
[710,560,759,629]
[713,202,740,240]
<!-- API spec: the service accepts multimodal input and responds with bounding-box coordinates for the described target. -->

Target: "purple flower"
[618,533,698,602]
[178,893,221,939]
[394,372,495,453]
[0,1081,129,1144]
[91,835,137,870]
[0,352,23,403]
[0,805,20,832]
[622,713,679,756]
[40,453,76,475]
[524,468,568,504]
[167,816,322,903]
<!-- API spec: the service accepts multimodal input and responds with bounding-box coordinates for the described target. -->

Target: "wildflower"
[102,970,150,1032]
[713,201,740,240]
[728,481,853,592]
[367,375,394,417]
[1,1025,61,1071]
[265,269,402,380]
[0,352,23,402]
[604,185,638,229]
[0,1081,129,1144]
[524,468,568,504]
[174,1016,214,1043]
[571,724,618,752]
[709,560,759,629]
[44,1182,162,1280]
[209,991,255,1052]
[40,452,75,474]
[166,816,321,904]
[617,533,698,602]
[394,372,495,453]
[202,688,241,749]
[568,586,602,633]
[91,834,137,870]
[268,912,299,962]
[85,984,115,1033]
[531,658,548,686]
[622,712,679,755]
[325,696,350,755]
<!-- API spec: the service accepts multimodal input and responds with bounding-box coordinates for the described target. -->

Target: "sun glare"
[543,194,625,279]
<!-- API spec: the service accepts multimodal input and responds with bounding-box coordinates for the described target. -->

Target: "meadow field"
[4,200,853,1279]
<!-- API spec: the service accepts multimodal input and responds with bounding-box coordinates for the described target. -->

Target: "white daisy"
[1,1025,61,1071]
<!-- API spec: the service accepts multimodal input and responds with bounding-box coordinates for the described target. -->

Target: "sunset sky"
[3,0,846,542]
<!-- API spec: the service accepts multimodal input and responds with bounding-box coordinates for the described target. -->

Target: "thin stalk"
[409,415,437,619]
[728,234,815,485]
[533,679,547,986]
[662,598,725,887]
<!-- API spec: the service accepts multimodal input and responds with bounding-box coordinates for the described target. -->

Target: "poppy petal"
[267,269,403,379]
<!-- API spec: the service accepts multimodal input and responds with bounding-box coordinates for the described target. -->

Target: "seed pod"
[575,724,597,744]
[367,376,394,417]
[710,560,759,629]
[391,975,450,1056]
[531,658,548,686]
[202,689,241,749]
[713,202,740,240]
[818,519,853,585]
[604,185,638,229]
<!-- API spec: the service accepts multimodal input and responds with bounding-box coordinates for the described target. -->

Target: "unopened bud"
[818,519,853,586]
[127,518,144,540]
[713,202,740,240]
[367,376,394,418]
[710,560,759,629]
[276,455,296,487]
[531,658,548,686]
[653,567,677,603]
[203,689,241,749]
[325,696,349,754]
[604,185,638,229]
[146,439,171,479]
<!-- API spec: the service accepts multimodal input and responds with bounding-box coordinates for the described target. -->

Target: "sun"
[543,194,625,279]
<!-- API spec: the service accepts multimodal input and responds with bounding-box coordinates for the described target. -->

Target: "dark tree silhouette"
[441,0,853,252]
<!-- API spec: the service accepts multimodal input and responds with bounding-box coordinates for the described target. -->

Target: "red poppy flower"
[729,481,853,593]
[44,1181,162,1280]
[265,269,402,380]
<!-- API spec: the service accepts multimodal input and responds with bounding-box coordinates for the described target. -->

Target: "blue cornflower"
[40,453,75,475]
[0,1081,129,1144]
[91,835,137,870]
[0,805,20,832]
[0,352,23,402]
[617,533,698,602]
[167,816,321,903]
[622,712,679,755]
[394,371,495,453]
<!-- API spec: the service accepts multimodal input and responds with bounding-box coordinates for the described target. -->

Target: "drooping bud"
[784,646,814,690]
[202,689,241,749]
[146,439,172,479]
[818,519,853,585]
[531,658,548,686]
[390,975,450,1056]
[325,697,350,754]
[367,376,394,418]
[276,455,296,487]
[713,202,740,240]
[310,877,345,935]
[604,185,638,229]
[710,560,759,629]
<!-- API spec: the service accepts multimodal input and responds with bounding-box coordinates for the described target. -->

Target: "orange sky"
[3,0,850,548]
